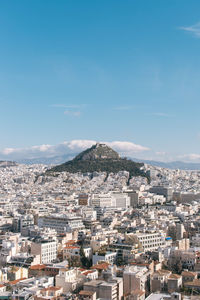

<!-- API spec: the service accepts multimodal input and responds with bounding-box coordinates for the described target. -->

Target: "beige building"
[176,239,190,251]
[38,286,63,298]
[0,269,7,282]
[168,274,182,293]
[151,269,171,293]
[83,278,123,300]
[55,268,83,293]
[184,279,200,291]
[124,289,145,300]
[7,266,28,281]
[90,239,107,252]
[123,266,149,295]
[181,270,197,284]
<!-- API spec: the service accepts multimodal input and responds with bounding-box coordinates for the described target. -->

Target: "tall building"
[126,190,139,208]
[176,223,185,240]
[31,237,57,264]
[13,215,34,233]
[112,192,130,208]
[149,186,173,201]
[123,266,149,295]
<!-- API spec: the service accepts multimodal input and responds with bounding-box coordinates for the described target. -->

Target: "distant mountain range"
[2,151,200,170]
[131,158,200,170]
[16,154,76,166]
[46,143,148,181]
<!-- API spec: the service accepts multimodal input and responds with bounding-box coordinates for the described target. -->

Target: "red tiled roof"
[169,274,182,279]
[29,264,46,270]
[131,289,145,296]
[64,246,79,249]
[9,278,27,285]
[130,262,150,267]
[79,290,95,296]
[83,270,95,276]
[65,240,76,245]
[91,262,110,270]
[41,286,62,292]
[181,271,197,277]
[185,279,200,287]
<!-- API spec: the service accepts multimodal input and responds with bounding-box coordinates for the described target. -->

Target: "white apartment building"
[31,238,57,264]
[38,214,84,233]
[63,246,80,260]
[134,232,165,252]
[82,207,97,220]
[111,192,130,208]
[91,193,113,207]
[56,269,82,293]
[91,192,130,208]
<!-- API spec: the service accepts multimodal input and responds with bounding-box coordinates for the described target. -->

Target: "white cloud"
[3,141,200,163]
[149,112,174,117]
[0,140,149,160]
[180,22,200,38]
[2,148,16,155]
[106,141,149,154]
[179,153,200,161]
[65,140,96,150]
[64,110,81,117]
[31,144,52,152]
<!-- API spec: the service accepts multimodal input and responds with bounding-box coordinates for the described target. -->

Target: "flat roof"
[84,280,104,287]
[145,293,171,300]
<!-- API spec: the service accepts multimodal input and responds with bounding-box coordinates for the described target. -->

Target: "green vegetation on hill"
[48,157,143,176]
[46,143,150,182]
[75,143,120,161]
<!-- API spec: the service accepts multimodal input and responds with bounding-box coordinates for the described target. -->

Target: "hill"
[74,143,120,161]
[47,143,149,181]
[15,153,200,171]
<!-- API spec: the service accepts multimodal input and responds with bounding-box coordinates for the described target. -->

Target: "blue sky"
[1,0,200,161]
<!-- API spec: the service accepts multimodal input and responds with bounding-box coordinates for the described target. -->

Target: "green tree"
[80,246,92,268]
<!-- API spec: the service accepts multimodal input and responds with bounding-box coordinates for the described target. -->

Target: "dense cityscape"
[1,1,200,299]
[0,144,199,299]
